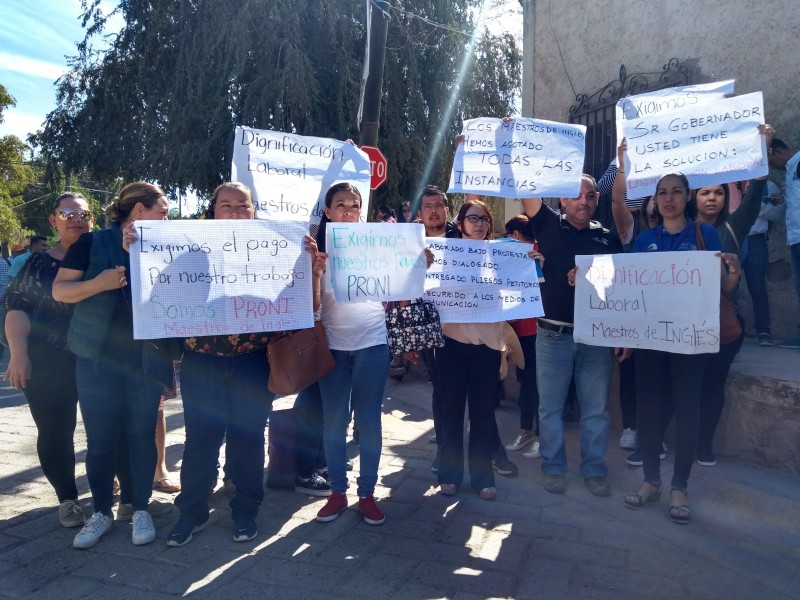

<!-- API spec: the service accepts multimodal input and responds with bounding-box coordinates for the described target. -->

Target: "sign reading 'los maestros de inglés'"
[231,126,372,225]
[573,251,721,354]
[621,92,767,198]
[129,220,313,339]
[448,117,587,199]
[423,237,544,323]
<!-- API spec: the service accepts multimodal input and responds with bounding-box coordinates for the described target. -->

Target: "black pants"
[294,383,325,478]
[517,334,540,433]
[635,349,710,491]
[437,338,500,491]
[619,353,637,430]
[422,346,444,447]
[698,318,745,454]
[25,342,79,503]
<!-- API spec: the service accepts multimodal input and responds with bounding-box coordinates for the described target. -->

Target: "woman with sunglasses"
[4,193,94,529]
[53,182,170,549]
[437,199,508,501]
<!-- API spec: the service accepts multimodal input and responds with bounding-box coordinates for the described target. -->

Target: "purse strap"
[694,221,706,251]
[723,220,740,255]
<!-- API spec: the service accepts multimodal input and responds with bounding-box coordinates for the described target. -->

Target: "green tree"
[34,0,520,214]
[0,84,35,249]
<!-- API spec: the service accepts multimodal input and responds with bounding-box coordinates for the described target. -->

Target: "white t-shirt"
[319,273,387,351]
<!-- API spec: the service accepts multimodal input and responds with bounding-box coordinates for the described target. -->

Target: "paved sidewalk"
[0,360,798,599]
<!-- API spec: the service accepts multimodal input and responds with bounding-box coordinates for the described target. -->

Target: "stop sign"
[361,145,388,190]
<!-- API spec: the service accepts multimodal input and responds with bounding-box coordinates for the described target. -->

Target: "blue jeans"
[742,234,772,335]
[176,350,274,523]
[536,331,613,478]
[76,356,162,514]
[319,345,389,497]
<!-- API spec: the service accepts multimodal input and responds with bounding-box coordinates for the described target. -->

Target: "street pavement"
[0,355,798,599]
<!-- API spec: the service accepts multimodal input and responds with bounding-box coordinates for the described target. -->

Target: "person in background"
[502,213,542,460]
[377,205,397,223]
[8,236,49,279]
[4,193,94,528]
[767,137,800,349]
[742,180,785,347]
[398,201,412,223]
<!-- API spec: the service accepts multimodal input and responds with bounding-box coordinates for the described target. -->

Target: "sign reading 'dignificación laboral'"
[326,223,426,303]
[573,252,721,354]
[423,237,544,323]
[448,117,587,199]
[615,79,735,144]
[621,92,767,198]
[129,220,313,339]
[231,126,372,225]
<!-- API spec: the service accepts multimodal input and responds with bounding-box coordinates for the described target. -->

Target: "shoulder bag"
[267,321,335,395]
[385,298,445,355]
[695,222,742,345]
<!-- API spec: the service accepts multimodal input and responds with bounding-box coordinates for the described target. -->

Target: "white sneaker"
[522,440,541,458]
[132,510,156,545]
[73,512,113,549]
[619,428,638,450]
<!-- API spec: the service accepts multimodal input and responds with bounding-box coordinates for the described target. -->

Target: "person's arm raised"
[612,138,634,245]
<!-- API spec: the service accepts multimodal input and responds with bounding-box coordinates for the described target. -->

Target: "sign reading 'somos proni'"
[448,117,587,199]
[573,252,721,354]
[231,126,372,225]
[129,220,313,339]
[621,92,767,198]
[423,238,544,323]
[325,223,427,303]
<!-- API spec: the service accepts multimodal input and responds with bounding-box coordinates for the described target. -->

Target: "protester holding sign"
[53,182,170,549]
[690,124,772,467]
[522,175,626,498]
[3,193,94,530]
[164,182,320,546]
[314,182,390,526]
[625,172,734,524]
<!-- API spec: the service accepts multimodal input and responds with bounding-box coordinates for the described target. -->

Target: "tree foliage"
[0,85,36,248]
[34,0,521,212]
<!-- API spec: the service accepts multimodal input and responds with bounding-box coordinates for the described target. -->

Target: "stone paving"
[0,357,798,599]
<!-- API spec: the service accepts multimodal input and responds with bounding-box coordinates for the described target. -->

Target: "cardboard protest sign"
[231,126,371,226]
[448,117,586,199]
[573,251,721,354]
[621,92,767,198]
[615,79,735,143]
[423,238,544,323]
[129,220,313,339]
[325,223,427,303]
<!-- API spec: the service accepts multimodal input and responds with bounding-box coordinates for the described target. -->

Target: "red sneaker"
[316,492,348,522]
[358,495,385,526]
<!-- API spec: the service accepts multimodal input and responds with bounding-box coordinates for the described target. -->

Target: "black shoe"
[626,444,667,467]
[233,518,257,542]
[167,514,209,547]
[295,473,332,497]
[491,455,518,477]
[696,449,717,467]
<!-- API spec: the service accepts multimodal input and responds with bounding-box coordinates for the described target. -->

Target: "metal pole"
[358,0,389,147]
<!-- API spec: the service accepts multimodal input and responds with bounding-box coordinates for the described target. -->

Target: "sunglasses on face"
[56,208,93,222]
[464,215,491,224]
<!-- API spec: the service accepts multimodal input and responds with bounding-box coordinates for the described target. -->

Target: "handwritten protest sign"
[448,117,586,199]
[129,220,313,339]
[231,126,372,226]
[423,237,544,322]
[325,223,427,303]
[615,79,735,143]
[621,92,767,198]
[573,251,721,354]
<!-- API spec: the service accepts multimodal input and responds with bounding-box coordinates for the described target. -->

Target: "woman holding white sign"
[690,124,773,467]
[53,182,171,549]
[436,198,505,501]
[624,172,736,524]
[314,182,390,525]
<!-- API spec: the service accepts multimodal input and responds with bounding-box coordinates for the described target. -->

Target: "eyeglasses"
[464,215,491,224]
[56,208,93,222]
